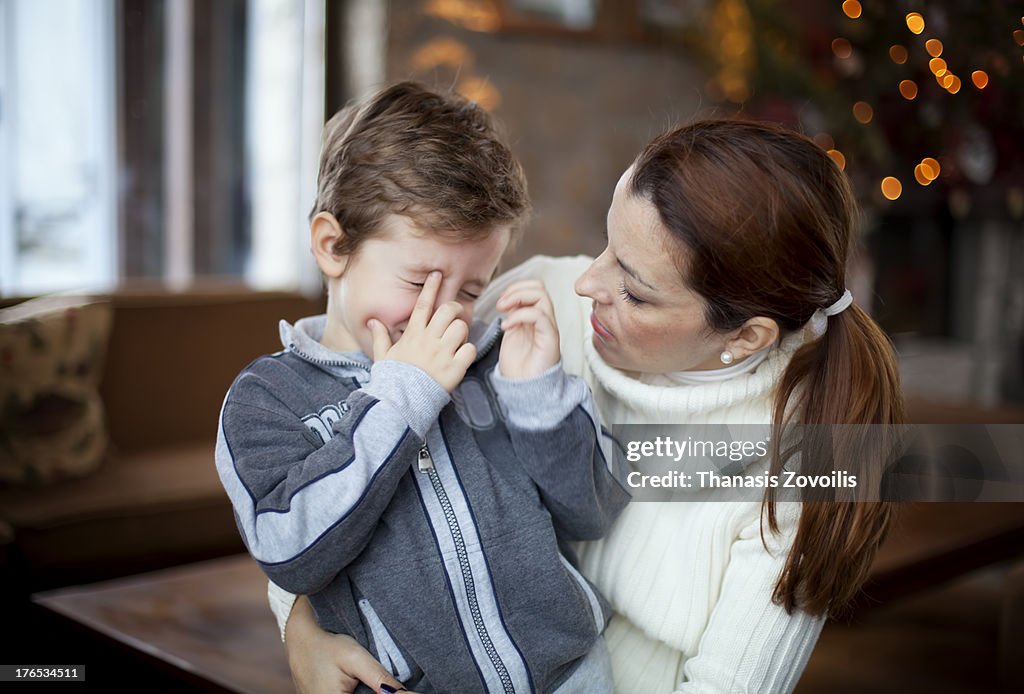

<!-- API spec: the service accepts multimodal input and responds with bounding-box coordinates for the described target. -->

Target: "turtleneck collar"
[643,346,773,387]
[582,326,809,419]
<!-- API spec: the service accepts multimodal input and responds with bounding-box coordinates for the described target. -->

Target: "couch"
[0,289,324,595]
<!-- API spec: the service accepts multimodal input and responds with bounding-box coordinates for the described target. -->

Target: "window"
[0,0,116,295]
[0,0,344,297]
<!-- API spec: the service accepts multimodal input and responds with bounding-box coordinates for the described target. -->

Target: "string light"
[906,13,925,35]
[925,39,943,57]
[889,45,908,64]
[971,70,990,89]
[881,177,903,200]
[899,80,918,99]
[842,1,862,20]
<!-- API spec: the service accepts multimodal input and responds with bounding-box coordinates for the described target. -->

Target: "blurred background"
[1,1,1023,692]
[1,0,1022,405]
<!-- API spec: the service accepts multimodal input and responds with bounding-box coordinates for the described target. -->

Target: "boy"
[215,82,629,693]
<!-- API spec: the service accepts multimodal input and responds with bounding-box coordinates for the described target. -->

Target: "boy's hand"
[368,271,476,393]
[496,280,561,380]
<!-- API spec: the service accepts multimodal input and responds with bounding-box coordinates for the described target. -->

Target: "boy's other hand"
[496,280,561,380]
[368,271,476,393]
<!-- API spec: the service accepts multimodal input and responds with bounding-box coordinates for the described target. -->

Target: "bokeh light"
[881,177,903,200]
[814,133,836,150]
[458,76,501,111]
[971,70,990,89]
[921,158,941,180]
[899,80,918,100]
[914,165,932,186]
[925,39,943,57]
[831,38,853,59]
[929,58,947,76]
[853,101,874,124]
[1015,29,1024,46]
[842,1,862,20]
[906,13,925,35]
[827,149,846,170]
[889,45,908,64]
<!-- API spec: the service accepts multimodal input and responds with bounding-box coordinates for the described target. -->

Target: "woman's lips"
[590,312,614,341]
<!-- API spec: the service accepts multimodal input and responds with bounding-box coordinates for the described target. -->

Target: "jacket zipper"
[417,439,517,694]
[418,444,434,473]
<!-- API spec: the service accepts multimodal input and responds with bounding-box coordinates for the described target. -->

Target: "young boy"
[215,82,629,693]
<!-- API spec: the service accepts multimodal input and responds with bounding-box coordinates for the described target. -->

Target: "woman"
[273,119,903,693]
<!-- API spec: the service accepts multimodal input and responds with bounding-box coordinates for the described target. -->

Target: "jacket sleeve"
[216,359,449,595]
[489,362,631,540]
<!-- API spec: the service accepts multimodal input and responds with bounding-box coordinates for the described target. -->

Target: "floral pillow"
[0,296,112,485]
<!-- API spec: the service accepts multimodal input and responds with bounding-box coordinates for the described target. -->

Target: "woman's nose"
[575,254,608,303]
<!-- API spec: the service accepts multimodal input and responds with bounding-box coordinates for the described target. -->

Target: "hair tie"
[822,289,853,317]
[807,289,853,338]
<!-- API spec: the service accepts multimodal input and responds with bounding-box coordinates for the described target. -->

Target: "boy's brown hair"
[311,82,529,256]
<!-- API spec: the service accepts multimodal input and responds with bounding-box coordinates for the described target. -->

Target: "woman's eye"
[618,282,644,306]
[461,291,480,301]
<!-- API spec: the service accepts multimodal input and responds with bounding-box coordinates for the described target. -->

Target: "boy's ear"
[310,212,349,278]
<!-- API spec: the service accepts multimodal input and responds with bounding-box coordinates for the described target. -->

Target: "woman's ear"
[726,317,779,359]
[310,212,349,278]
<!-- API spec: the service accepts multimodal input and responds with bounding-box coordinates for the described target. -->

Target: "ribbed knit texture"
[477,256,825,694]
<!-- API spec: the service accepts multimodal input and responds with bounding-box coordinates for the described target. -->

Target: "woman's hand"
[285,596,406,694]
[496,280,561,379]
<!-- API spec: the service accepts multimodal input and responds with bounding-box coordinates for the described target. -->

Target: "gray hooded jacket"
[215,315,630,693]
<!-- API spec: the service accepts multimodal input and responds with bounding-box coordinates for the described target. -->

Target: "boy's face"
[328,214,511,356]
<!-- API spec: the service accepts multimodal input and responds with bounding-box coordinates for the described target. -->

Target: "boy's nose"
[436,283,460,306]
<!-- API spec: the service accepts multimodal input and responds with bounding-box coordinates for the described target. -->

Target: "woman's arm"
[675,503,824,693]
[282,595,406,694]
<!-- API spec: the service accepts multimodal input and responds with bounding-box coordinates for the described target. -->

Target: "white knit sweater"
[476,256,824,694]
[269,255,825,693]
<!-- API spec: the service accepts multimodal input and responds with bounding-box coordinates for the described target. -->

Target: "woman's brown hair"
[631,119,904,617]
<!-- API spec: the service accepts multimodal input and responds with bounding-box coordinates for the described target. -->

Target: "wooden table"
[863,502,1024,608]
[31,504,1024,691]
[33,555,292,693]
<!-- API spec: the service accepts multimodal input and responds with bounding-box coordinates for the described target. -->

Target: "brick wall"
[386,1,709,266]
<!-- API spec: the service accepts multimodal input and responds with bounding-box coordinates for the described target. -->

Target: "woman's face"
[574,166,728,374]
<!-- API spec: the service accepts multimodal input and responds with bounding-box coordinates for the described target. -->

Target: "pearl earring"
[720,351,734,365]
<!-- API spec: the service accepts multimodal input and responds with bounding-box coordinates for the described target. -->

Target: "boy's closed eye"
[402,277,480,301]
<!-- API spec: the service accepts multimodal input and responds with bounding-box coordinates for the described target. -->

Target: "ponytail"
[629,118,906,618]
[764,304,904,617]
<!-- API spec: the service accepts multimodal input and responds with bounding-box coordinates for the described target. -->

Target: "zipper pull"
[418,444,435,473]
